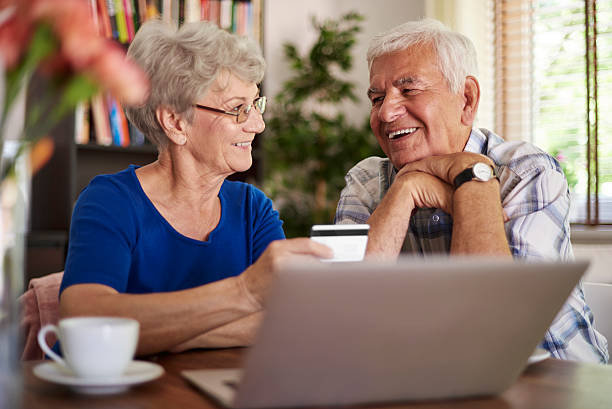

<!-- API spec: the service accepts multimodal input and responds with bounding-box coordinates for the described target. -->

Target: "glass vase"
[0,63,29,409]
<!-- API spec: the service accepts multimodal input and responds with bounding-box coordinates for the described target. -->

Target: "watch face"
[473,162,493,181]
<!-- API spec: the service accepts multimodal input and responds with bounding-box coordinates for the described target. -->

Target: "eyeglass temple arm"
[194,104,239,116]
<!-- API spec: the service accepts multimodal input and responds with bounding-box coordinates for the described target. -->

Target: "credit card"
[310,224,370,262]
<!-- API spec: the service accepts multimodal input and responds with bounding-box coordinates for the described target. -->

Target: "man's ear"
[460,76,480,126]
[156,106,187,145]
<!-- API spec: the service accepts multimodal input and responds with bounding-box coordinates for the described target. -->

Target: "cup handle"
[37,324,66,367]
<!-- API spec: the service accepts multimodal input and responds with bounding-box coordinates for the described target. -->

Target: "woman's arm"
[168,312,264,352]
[60,238,332,356]
[60,274,256,356]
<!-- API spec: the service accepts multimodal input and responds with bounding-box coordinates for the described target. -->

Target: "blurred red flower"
[0,0,150,177]
[0,0,149,105]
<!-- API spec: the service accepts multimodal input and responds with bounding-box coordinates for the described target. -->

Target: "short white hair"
[367,18,478,94]
[126,20,265,149]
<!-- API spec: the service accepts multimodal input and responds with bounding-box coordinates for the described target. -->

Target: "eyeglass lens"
[237,97,266,123]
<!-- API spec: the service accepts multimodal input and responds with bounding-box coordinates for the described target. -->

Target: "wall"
[264,0,496,128]
[425,0,495,130]
[264,0,426,124]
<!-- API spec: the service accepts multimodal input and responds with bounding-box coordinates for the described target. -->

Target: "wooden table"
[22,348,612,409]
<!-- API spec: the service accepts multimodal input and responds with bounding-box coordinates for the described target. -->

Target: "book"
[105,0,119,40]
[129,121,147,146]
[107,95,121,146]
[251,0,261,43]
[91,94,112,145]
[219,0,232,30]
[88,0,100,34]
[146,0,161,20]
[74,101,91,144]
[200,0,209,21]
[208,0,220,26]
[114,0,129,43]
[97,0,113,37]
[136,0,147,24]
[179,0,185,26]
[122,0,136,40]
[116,99,131,146]
[185,0,200,23]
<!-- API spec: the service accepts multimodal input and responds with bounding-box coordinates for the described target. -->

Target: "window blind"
[494,0,612,224]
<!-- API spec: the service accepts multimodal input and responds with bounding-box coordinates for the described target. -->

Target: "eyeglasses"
[194,96,266,123]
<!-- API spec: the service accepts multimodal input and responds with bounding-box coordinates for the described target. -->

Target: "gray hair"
[366,19,478,94]
[125,20,265,149]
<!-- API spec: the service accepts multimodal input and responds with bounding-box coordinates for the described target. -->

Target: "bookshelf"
[27,0,264,281]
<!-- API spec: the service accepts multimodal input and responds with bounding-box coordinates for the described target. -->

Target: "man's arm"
[334,158,453,260]
[399,152,511,257]
[366,172,453,259]
[451,178,510,255]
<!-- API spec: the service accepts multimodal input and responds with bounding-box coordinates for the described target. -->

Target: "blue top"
[60,165,285,294]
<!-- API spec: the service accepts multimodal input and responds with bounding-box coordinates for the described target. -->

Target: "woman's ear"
[460,76,480,126]
[156,106,187,145]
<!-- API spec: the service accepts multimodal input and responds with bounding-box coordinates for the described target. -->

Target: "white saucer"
[527,347,551,365]
[33,360,164,395]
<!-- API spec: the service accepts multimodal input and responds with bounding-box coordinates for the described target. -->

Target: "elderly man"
[335,19,608,363]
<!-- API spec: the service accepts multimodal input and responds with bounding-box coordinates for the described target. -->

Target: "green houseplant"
[262,12,382,237]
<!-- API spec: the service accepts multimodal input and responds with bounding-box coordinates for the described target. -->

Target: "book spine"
[116,101,131,147]
[251,0,261,43]
[179,0,185,26]
[129,122,146,146]
[185,0,199,23]
[162,0,172,26]
[89,0,100,34]
[114,0,129,43]
[219,0,232,30]
[201,0,209,21]
[97,0,112,37]
[137,0,147,23]
[145,0,161,20]
[107,96,122,146]
[91,94,112,145]
[74,101,91,144]
[209,0,220,26]
[122,0,136,41]
[105,0,119,40]
[231,0,237,33]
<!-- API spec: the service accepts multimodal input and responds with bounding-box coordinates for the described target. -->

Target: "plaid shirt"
[335,127,609,363]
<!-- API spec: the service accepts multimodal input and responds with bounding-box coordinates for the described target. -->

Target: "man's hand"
[239,239,333,306]
[398,152,494,185]
[365,171,453,259]
[397,153,510,256]
[395,171,454,215]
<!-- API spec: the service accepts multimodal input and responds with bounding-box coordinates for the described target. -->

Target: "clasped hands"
[393,152,497,216]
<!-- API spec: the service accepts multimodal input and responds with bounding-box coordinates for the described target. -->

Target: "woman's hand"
[239,238,333,306]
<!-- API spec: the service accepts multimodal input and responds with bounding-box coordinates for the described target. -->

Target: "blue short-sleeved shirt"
[60,165,285,294]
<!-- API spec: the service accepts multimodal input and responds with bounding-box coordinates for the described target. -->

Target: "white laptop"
[182,258,588,408]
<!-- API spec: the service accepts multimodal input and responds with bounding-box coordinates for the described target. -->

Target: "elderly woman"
[59,20,331,355]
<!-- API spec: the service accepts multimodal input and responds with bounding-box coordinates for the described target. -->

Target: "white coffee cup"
[37,316,139,379]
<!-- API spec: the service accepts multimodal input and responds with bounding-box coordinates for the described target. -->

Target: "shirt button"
[432,214,440,222]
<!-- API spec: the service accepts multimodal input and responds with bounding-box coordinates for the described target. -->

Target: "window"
[494,0,612,225]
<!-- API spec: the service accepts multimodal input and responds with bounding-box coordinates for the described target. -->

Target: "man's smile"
[387,127,418,140]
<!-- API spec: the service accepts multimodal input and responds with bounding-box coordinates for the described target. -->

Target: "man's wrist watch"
[453,162,498,190]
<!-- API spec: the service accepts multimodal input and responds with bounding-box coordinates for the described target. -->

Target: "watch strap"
[453,167,477,189]
[453,163,498,190]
